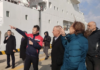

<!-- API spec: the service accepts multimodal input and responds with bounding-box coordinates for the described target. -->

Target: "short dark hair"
[23,31,27,33]
[7,30,11,32]
[34,25,40,31]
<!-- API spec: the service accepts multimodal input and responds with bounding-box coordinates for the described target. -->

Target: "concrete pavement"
[0,49,51,70]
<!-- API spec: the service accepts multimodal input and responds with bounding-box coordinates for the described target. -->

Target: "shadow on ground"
[15,59,23,67]
[0,59,6,63]
[29,60,51,70]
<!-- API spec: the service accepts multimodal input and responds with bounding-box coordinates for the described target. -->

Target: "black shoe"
[45,56,49,60]
[12,66,15,69]
[5,66,10,69]
[45,57,48,60]
[47,56,49,58]
[50,65,52,67]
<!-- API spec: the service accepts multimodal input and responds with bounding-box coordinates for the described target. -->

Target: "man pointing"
[9,25,43,70]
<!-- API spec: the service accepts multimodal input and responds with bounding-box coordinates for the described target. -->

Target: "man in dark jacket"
[9,25,43,70]
[20,31,27,63]
[51,25,64,70]
[4,30,16,69]
[43,31,51,60]
[86,21,100,70]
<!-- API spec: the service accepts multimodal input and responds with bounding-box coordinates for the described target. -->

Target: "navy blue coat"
[61,34,88,70]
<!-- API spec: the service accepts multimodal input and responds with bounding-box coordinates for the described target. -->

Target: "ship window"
[57,21,59,24]
[63,21,73,31]
[25,15,28,20]
[48,20,51,24]
[49,2,52,8]
[54,6,55,10]
[66,11,68,14]
[6,11,9,17]
[62,10,63,12]
[0,31,1,44]
[57,7,58,11]
[67,0,69,2]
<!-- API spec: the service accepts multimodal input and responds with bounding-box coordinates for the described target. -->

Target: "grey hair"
[54,25,62,31]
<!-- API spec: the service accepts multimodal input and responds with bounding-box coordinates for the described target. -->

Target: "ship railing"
[0,0,3,2]
[79,11,84,15]
[3,0,30,7]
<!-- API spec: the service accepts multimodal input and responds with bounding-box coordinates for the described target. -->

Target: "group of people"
[3,21,100,70]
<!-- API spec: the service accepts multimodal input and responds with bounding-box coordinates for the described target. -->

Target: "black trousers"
[86,55,100,70]
[7,53,15,67]
[52,64,61,70]
[24,54,38,70]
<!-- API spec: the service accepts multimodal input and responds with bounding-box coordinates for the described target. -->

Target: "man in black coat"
[20,31,27,62]
[51,25,64,70]
[4,30,16,69]
[43,31,51,60]
[86,21,100,70]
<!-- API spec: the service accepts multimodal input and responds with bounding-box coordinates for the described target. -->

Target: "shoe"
[45,56,49,60]
[45,57,48,60]
[12,66,15,69]
[47,56,49,58]
[5,66,10,69]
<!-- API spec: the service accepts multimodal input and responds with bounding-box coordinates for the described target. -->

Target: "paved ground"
[18,58,51,70]
[0,49,51,70]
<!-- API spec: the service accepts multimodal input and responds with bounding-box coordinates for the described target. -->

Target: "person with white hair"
[51,25,64,70]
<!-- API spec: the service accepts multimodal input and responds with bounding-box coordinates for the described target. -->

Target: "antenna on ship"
[73,14,76,22]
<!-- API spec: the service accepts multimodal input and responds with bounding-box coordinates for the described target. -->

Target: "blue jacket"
[61,34,88,70]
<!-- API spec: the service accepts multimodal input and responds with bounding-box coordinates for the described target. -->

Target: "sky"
[79,0,100,28]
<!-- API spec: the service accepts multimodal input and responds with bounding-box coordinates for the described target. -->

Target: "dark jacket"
[87,28,100,57]
[51,35,64,70]
[4,35,16,54]
[43,31,51,47]
[61,34,88,70]
[15,28,43,57]
[20,37,27,60]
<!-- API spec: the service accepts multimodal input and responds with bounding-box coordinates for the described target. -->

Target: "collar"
[54,37,58,40]
[33,33,39,36]
[8,35,11,37]
[67,33,83,41]
[91,27,99,35]
[54,35,61,40]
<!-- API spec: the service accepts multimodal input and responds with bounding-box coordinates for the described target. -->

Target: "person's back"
[75,34,88,70]
[61,21,88,70]
[61,34,88,70]
[20,36,27,61]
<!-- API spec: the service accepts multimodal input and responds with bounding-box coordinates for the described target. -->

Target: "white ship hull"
[0,0,87,51]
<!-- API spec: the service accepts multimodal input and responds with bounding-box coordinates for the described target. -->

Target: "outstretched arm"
[9,25,27,38]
